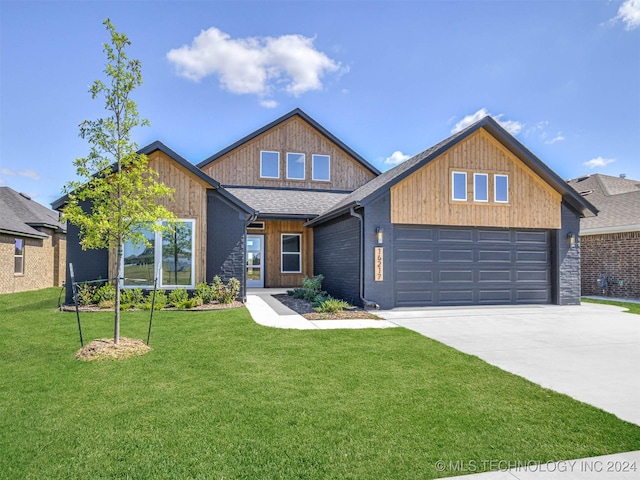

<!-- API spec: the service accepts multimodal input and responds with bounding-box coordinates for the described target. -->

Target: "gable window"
[312,154,330,181]
[14,239,24,275]
[474,173,488,202]
[123,219,195,288]
[281,234,301,273]
[452,171,467,201]
[287,152,305,180]
[260,151,279,179]
[495,174,509,203]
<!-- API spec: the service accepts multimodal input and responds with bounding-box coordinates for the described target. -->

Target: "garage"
[394,225,552,306]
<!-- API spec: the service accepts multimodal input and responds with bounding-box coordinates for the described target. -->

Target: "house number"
[374,247,383,282]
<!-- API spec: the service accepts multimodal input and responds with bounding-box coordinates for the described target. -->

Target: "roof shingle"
[0,187,66,238]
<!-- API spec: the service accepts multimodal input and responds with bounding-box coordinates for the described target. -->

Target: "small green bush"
[141,290,167,310]
[302,274,323,292]
[311,292,329,308]
[194,282,214,304]
[168,288,188,307]
[219,278,240,304]
[210,276,224,302]
[75,283,97,306]
[94,283,116,304]
[121,288,144,307]
[314,298,353,314]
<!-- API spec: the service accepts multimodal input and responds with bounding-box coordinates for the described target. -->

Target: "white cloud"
[167,27,342,105]
[451,108,523,136]
[0,168,41,181]
[384,151,412,166]
[584,157,616,169]
[614,0,640,30]
[545,133,565,144]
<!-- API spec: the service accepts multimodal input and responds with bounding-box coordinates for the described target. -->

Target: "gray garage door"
[394,226,552,306]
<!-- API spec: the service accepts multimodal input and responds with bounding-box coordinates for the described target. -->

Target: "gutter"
[349,206,380,310]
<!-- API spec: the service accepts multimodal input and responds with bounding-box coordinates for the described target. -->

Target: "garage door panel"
[394,226,551,306]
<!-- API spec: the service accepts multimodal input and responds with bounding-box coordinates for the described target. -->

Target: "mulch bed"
[273,294,381,320]
[61,301,243,312]
[75,337,151,362]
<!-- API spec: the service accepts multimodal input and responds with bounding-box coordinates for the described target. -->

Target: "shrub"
[311,292,329,308]
[194,283,214,304]
[219,278,240,304]
[302,274,323,292]
[168,288,188,307]
[291,288,307,299]
[174,297,201,309]
[94,283,116,304]
[141,290,167,310]
[210,276,224,302]
[314,297,352,314]
[121,288,144,307]
[75,283,97,306]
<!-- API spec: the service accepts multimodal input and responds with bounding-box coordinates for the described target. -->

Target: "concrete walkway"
[245,293,640,479]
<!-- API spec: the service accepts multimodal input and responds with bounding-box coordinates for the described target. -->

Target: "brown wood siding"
[263,220,313,288]
[390,129,562,229]
[201,116,376,191]
[109,151,210,285]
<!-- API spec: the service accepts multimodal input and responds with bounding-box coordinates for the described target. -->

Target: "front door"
[246,235,264,287]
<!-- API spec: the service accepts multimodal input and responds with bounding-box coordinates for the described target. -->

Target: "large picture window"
[281,234,301,273]
[123,219,195,288]
[260,151,279,179]
[312,154,330,181]
[14,238,24,275]
[287,152,305,180]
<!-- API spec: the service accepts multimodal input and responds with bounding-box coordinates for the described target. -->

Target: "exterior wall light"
[376,227,384,245]
[567,232,576,248]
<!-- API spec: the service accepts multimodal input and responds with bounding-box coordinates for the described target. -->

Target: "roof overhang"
[580,225,640,236]
[0,228,49,239]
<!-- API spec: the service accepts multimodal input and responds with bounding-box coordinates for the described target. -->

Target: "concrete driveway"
[378,303,640,426]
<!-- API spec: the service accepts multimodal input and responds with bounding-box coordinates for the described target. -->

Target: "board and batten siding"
[259,220,314,288]
[108,150,210,285]
[201,115,376,191]
[390,129,562,229]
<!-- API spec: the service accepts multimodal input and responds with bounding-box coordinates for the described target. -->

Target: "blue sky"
[1,0,638,207]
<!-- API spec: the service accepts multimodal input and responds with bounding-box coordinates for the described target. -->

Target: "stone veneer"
[580,231,640,299]
[0,229,66,294]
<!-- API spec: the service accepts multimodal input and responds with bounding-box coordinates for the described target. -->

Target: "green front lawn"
[582,297,640,315]
[2,288,640,479]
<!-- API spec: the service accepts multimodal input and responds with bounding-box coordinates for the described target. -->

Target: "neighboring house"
[567,174,640,299]
[0,187,66,294]
[54,109,597,307]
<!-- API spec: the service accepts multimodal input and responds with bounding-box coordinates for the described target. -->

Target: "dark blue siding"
[557,201,582,305]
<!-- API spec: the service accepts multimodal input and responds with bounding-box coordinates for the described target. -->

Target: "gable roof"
[567,173,640,233]
[51,141,254,215]
[0,187,66,238]
[307,116,598,226]
[225,187,349,219]
[197,108,381,176]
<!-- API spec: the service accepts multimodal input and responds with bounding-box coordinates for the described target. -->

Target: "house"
[567,173,640,299]
[54,109,597,307]
[0,187,66,294]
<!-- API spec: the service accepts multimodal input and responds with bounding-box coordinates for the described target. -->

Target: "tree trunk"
[114,239,122,344]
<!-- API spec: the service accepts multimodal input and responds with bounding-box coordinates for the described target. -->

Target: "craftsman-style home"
[54,109,597,307]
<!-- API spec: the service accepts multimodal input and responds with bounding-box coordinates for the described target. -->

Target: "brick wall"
[0,228,66,294]
[580,231,640,299]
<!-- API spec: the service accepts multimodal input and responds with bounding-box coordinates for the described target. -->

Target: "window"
[14,239,24,275]
[281,234,301,273]
[495,174,509,203]
[452,172,467,201]
[260,151,279,179]
[312,154,330,181]
[474,173,488,202]
[287,152,305,180]
[123,219,195,288]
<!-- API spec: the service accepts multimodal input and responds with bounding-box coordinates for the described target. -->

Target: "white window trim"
[452,171,467,201]
[121,219,196,289]
[312,154,331,182]
[473,173,489,202]
[286,152,306,180]
[494,174,509,203]
[14,238,24,275]
[260,150,280,179]
[281,233,302,273]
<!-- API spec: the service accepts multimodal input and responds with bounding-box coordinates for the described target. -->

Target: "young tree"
[64,19,175,344]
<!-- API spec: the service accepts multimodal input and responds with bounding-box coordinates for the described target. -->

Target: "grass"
[2,288,640,479]
[582,297,640,315]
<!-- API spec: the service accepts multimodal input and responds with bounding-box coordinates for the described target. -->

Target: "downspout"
[349,206,380,309]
